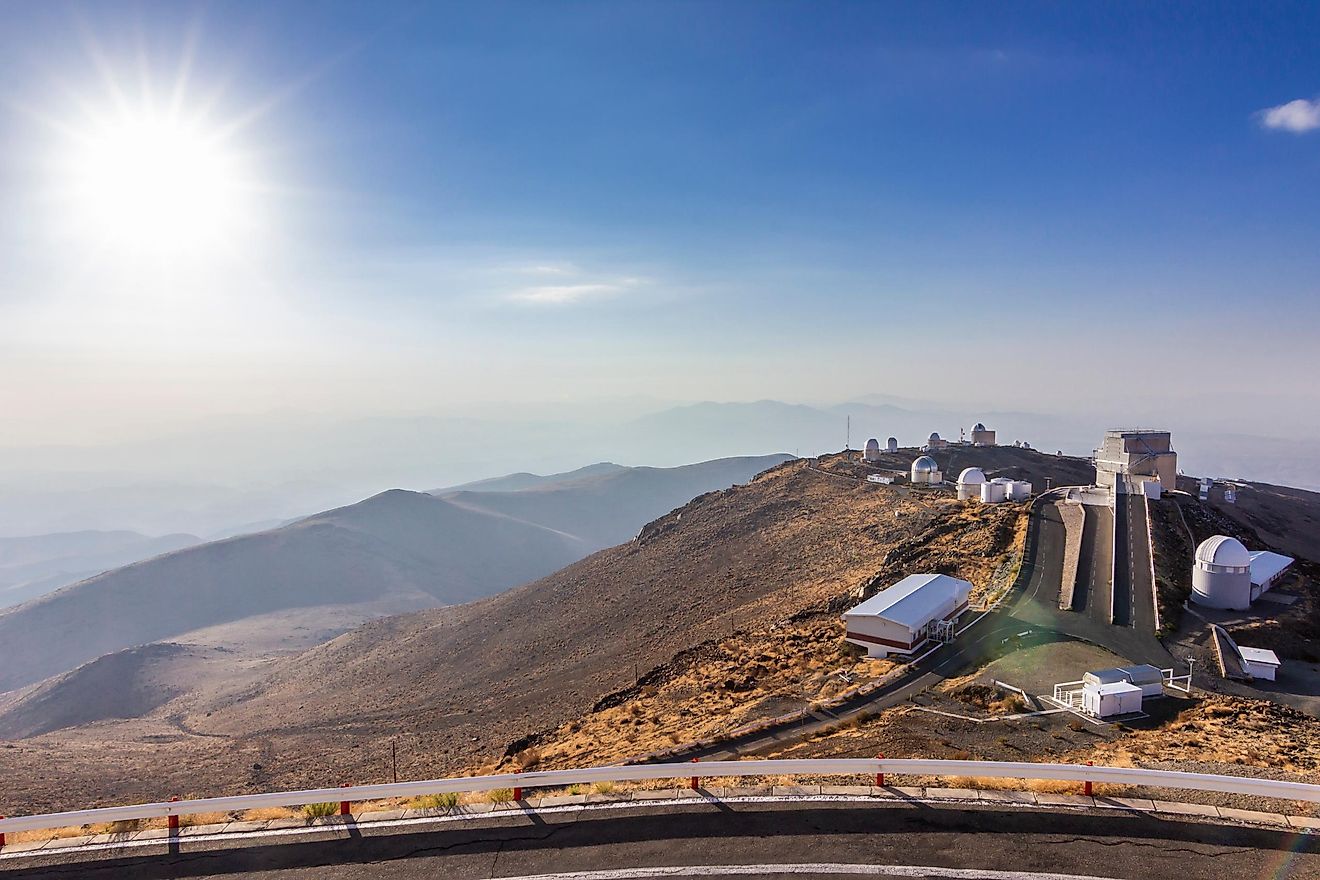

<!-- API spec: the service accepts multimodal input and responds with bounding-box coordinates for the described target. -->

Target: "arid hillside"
[0,455,787,697]
[0,448,1097,813]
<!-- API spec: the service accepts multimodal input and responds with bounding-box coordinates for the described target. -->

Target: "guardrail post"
[167,796,179,831]
[690,757,700,791]
[875,754,885,787]
[1,816,6,849]
[1084,761,1093,796]
[339,784,351,817]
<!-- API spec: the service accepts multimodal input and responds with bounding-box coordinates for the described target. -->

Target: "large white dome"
[957,467,987,485]
[1196,535,1251,569]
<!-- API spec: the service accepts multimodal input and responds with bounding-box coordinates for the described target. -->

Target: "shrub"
[592,781,617,795]
[487,788,515,804]
[411,792,459,810]
[301,803,338,819]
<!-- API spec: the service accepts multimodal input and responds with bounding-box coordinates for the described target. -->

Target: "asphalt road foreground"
[2,799,1317,880]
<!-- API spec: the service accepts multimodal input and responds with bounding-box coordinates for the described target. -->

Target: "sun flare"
[57,106,253,259]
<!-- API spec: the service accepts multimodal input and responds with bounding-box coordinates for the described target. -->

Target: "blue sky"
[2,1,1319,443]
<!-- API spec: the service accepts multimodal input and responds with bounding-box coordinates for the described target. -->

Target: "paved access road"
[4,801,1314,880]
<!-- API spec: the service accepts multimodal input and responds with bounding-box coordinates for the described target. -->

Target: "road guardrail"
[3,758,1318,838]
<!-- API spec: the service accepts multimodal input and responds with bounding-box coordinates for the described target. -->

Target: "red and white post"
[689,757,700,791]
[167,796,180,831]
[875,754,886,788]
[339,784,351,817]
[1084,761,1093,797]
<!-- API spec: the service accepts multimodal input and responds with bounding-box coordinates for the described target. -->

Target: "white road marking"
[493,865,1119,880]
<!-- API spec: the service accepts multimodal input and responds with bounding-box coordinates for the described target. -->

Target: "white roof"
[1249,551,1294,586]
[1238,647,1281,667]
[844,574,972,629]
[1091,681,1142,696]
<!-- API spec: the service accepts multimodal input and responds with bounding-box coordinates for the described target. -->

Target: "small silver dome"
[928,432,941,441]
[912,455,939,474]
[973,422,987,432]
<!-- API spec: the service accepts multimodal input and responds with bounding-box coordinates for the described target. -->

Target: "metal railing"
[3,758,1318,838]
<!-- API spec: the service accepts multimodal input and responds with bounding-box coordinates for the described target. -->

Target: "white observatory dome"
[957,467,987,484]
[973,422,987,432]
[928,432,941,441]
[863,438,881,462]
[912,455,939,474]
[1192,535,1253,610]
[1195,535,1251,569]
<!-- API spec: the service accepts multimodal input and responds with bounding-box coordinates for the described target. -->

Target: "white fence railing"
[3,758,1319,837]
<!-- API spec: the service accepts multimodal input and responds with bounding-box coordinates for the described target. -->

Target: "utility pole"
[846,415,851,451]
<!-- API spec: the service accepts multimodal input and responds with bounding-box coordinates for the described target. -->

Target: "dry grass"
[240,806,299,822]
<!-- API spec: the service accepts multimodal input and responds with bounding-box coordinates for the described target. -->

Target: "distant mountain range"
[0,530,201,610]
[3,398,1317,539]
[0,453,790,696]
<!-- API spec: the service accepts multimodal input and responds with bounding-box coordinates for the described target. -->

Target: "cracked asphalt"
[2,800,1315,880]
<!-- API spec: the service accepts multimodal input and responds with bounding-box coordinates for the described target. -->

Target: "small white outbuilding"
[1082,681,1143,718]
[842,573,972,659]
[1239,647,1281,681]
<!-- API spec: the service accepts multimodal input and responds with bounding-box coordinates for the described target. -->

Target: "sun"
[60,107,251,258]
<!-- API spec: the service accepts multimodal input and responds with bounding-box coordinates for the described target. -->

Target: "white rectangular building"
[1239,647,1281,681]
[842,573,972,658]
[1082,681,1143,718]
[1249,551,1294,600]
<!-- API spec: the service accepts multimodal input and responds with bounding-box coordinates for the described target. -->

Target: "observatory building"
[886,437,899,453]
[1192,536,1253,610]
[924,432,949,451]
[863,438,882,462]
[956,467,986,501]
[1192,536,1296,610]
[971,423,997,446]
[842,573,972,658]
[910,455,943,484]
[1094,430,1177,495]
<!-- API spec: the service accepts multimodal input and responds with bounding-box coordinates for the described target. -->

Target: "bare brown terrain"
[0,448,1078,813]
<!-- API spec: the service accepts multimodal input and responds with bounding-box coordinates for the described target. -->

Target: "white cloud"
[512,282,626,304]
[508,266,645,305]
[1258,97,1320,133]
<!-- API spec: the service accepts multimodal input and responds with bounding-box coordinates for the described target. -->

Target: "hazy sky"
[3,2,1320,447]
